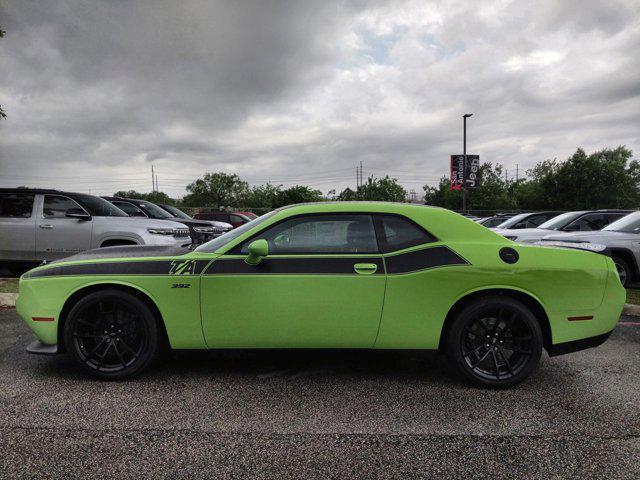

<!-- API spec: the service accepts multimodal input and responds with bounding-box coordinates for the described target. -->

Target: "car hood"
[541,231,639,242]
[492,228,547,238]
[99,217,188,230]
[160,218,228,229]
[47,245,192,264]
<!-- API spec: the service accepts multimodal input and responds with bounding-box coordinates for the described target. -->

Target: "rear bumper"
[547,330,613,357]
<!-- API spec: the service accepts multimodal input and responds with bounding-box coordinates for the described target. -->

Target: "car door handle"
[39,224,54,229]
[354,263,378,275]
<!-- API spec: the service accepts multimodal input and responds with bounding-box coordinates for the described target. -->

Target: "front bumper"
[26,340,59,355]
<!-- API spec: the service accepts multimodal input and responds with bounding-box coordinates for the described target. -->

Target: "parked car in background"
[193,211,255,228]
[0,188,190,274]
[102,197,230,244]
[540,211,640,287]
[491,211,564,230]
[157,204,233,233]
[493,210,631,243]
[476,214,516,228]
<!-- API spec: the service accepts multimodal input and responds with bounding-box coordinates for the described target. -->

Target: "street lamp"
[462,113,473,213]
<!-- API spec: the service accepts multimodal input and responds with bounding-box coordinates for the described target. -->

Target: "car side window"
[114,201,147,217]
[529,215,548,227]
[240,214,378,254]
[0,193,35,218]
[376,215,435,253]
[565,213,604,231]
[43,195,85,218]
[603,213,625,226]
[230,214,244,224]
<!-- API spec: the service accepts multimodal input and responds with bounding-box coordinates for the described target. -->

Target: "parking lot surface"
[1,309,639,479]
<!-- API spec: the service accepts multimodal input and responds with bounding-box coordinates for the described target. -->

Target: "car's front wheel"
[63,289,160,379]
[447,296,543,388]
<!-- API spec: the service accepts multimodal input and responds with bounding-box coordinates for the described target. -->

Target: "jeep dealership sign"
[450,155,480,190]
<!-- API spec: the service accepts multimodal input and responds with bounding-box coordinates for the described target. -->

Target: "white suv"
[0,188,190,273]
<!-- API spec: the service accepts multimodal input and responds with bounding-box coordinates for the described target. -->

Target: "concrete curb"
[0,293,17,308]
[622,303,640,317]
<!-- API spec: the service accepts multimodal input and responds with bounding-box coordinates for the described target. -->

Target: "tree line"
[116,146,637,211]
[424,146,638,211]
[115,173,407,210]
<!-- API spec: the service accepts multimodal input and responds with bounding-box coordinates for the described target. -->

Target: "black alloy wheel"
[447,296,543,388]
[63,289,160,379]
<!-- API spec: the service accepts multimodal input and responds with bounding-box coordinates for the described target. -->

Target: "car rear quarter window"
[240,214,379,254]
[375,215,435,253]
[0,193,35,218]
[43,195,85,218]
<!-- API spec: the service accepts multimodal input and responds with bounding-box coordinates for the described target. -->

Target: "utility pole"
[155,173,159,192]
[360,161,363,188]
[151,165,155,192]
[462,113,473,213]
[515,164,519,182]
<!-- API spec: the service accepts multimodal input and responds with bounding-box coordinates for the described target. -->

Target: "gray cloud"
[0,0,638,196]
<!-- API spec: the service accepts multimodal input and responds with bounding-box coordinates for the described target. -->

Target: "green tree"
[245,183,282,208]
[338,176,407,202]
[275,185,323,207]
[182,172,250,207]
[113,190,175,205]
[0,28,6,119]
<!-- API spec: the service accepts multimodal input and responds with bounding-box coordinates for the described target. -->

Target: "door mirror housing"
[245,239,268,265]
[65,208,91,221]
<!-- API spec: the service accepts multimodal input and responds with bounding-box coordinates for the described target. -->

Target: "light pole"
[462,113,473,213]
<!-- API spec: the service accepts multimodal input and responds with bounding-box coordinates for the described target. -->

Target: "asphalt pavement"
[1,309,639,479]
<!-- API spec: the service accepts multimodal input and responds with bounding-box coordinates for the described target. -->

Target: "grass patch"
[626,289,640,305]
[0,278,19,294]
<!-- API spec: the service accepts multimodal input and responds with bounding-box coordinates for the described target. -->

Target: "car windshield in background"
[138,201,174,219]
[195,210,280,253]
[603,212,640,233]
[162,205,191,220]
[495,213,530,229]
[72,194,128,217]
[537,212,583,230]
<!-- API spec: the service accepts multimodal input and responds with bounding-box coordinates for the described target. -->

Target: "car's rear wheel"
[63,289,160,379]
[447,296,543,388]
[612,256,630,287]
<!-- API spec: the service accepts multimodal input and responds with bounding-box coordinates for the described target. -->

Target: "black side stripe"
[26,259,210,278]
[384,246,468,274]
[204,257,385,275]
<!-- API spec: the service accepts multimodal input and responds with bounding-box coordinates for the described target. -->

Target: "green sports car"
[16,202,625,387]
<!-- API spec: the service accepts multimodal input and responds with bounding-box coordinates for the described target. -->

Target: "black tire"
[612,256,631,288]
[446,296,543,388]
[63,289,160,379]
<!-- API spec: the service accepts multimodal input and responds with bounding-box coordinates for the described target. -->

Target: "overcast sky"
[1,0,639,198]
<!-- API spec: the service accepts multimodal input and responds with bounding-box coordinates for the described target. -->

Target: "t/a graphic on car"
[16,203,625,387]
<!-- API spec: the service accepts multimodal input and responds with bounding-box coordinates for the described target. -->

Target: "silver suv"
[540,211,640,287]
[0,189,190,273]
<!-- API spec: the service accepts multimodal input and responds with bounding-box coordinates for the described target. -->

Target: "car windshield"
[537,212,584,230]
[603,212,640,233]
[495,213,529,229]
[195,210,279,253]
[72,193,128,217]
[137,201,175,219]
[162,205,192,220]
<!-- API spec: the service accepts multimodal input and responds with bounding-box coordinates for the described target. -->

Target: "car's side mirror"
[245,239,268,265]
[65,208,91,221]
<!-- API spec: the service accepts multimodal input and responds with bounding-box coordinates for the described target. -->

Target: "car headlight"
[193,227,214,233]
[147,228,177,236]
